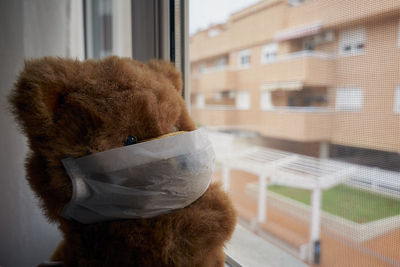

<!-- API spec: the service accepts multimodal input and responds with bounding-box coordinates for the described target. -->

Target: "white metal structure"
[216,143,358,262]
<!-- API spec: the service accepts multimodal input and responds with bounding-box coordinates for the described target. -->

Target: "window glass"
[336,88,363,111]
[189,1,400,266]
[288,0,307,6]
[198,63,206,74]
[215,57,228,70]
[209,28,222,37]
[260,91,273,110]
[85,0,132,59]
[339,28,366,55]
[238,50,251,69]
[398,20,400,46]
[196,93,205,108]
[261,43,278,64]
[395,86,400,114]
[235,91,251,109]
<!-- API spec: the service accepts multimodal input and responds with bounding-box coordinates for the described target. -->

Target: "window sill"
[225,224,308,267]
[338,51,365,58]
[261,107,332,113]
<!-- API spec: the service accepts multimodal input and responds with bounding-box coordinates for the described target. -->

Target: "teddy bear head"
[9,56,195,222]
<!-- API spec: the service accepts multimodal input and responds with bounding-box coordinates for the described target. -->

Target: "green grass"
[268,184,400,223]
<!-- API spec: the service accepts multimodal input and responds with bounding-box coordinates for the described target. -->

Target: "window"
[260,91,273,110]
[238,49,251,69]
[236,91,251,109]
[339,28,366,56]
[85,0,132,59]
[398,20,400,47]
[394,86,400,114]
[215,57,228,70]
[209,28,222,37]
[261,43,278,64]
[196,94,205,108]
[288,0,307,6]
[336,88,363,111]
[198,63,206,74]
[189,1,400,266]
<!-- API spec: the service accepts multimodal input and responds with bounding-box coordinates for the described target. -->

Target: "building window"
[288,0,307,6]
[208,28,222,37]
[196,94,205,108]
[198,63,206,74]
[236,91,251,109]
[260,91,273,110]
[215,57,228,70]
[394,86,400,114]
[398,20,400,47]
[238,50,251,69]
[336,88,363,111]
[339,28,366,56]
[261,43,278,64]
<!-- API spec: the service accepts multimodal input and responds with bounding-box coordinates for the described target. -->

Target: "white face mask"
[61,128,215,224]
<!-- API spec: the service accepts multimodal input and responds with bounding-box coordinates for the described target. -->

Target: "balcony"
[238,51,335,88]
[191,107,332,142]
[190,67,237,94]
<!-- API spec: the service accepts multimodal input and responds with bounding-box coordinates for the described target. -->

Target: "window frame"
[260,91,273,110]
[238,49,251,69]
[338,27,366,56]
[335,87,364,112]
[394,85,400,114]
[235,91,251,110]
[398,20,400,47]
[261,43,278,64]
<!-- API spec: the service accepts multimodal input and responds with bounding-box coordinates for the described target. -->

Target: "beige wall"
[190,0,400,153]
[331,19,400,152]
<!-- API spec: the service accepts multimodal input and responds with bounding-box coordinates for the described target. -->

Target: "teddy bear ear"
[9,57,72,137]
[147,60,183,93]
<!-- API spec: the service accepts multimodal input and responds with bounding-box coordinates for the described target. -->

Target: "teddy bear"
[9,56,237,266]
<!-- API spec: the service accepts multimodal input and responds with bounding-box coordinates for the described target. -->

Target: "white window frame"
[394,86,400,114]
[238,49,251,69]
[339,28,366,56]
[198,63,206,74]
[336,87,364,111]
[260,91,273,110]
[398,20,400,47]
[261,43,278,64]
[236,91,251,110]
[215,57,228,70]
[208,28,222,37]
[288,0,307,6]
[196,93,205,108]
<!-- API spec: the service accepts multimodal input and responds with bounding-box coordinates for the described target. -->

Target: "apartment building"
[190,0,400,167]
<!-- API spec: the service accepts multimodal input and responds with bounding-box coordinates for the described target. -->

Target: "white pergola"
[218,146,358,263]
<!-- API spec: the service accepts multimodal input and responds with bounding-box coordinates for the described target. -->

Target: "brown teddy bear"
[9,56,237,266]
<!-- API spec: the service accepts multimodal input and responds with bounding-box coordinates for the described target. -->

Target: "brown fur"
[9,57,237,266]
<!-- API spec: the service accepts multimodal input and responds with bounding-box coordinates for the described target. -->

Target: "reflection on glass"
[85,0,132,59]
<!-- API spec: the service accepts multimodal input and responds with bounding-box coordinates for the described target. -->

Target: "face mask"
[61,128,215,224]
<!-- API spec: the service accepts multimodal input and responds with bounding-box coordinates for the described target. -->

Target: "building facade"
[190,0,400,165]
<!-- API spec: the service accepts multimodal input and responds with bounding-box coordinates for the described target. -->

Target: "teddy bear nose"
[123,135,138,146]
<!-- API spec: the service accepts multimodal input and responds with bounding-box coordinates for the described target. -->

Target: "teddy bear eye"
[123,135,138,146]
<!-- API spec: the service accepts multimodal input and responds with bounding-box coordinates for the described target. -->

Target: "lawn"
[267,184,400,223]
